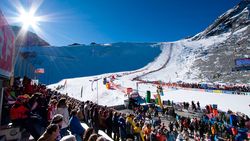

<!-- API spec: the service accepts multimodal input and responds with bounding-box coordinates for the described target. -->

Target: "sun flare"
[18,9,40,30]
[9,0,50,41]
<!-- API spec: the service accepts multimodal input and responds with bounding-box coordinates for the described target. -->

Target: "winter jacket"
[10,102,29,120]
[47,105,56,121]
[156,133,167,141]
[176,133,184,141]
[69,115,85,135]
[112,115,119,132]
[56,107,69,129]
[118,117,127,138]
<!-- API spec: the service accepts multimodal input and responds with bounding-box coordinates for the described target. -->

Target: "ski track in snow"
[48,32,250,117]
[133,43,173,80]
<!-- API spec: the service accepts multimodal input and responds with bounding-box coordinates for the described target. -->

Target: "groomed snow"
[48,32,250,116]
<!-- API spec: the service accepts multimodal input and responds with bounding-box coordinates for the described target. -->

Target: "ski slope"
[48,33,250,117]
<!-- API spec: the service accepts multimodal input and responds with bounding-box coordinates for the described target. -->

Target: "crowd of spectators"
[137,80,250,93]
[170,82,250,93]
[1,76,250,141]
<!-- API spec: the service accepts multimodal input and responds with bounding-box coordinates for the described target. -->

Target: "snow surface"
[141,32,231,83]
[48,32,250,117]
[48,72,250,117]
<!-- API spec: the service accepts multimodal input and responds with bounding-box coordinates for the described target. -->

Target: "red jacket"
[156,133,166,141]
[231,127,238,136]
[10,103,29,120]
[24,83,33,95]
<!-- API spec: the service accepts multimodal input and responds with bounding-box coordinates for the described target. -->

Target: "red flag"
[35,68,45,74]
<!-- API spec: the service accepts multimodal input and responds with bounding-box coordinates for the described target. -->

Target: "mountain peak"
[193,0,250,40]
[11,26,50,47]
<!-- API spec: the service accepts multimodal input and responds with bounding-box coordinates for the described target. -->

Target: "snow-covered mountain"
[141,28,249,84]
[150,0,250,84]
[19,0,249,116]
[193,0,249,40]
[15,0,250,85]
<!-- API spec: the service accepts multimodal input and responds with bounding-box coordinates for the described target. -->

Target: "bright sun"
[10,0,50,41]
[18,10,40,30]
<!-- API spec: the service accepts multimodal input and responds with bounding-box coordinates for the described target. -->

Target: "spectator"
[118,114,127,141]
[56,98,70,137]
[142,123,152,141]
[96,136,107,141]
[133,122,142,141]
[105,110,113,137]
[82,127,94,141]
[69,109,85,141]
[112,112,120,141]
[87,133,98,141]
[51,114,64,140]
[38,124,60,141]
[51,114,64,129]
[60,135,77,141]
[77,103,84,121]
[48,99,58,122]
[10,95,43,140]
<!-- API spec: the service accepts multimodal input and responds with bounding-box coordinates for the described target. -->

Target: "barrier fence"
[108,76,250,96]
[177,87,250,95]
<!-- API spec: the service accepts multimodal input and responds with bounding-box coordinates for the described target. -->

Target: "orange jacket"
[211,126,216,135]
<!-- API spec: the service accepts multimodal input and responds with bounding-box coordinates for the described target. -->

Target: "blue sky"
[1,0,241,46]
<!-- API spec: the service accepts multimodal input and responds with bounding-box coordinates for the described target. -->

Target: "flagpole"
[66,81,67,94]
[90,78,100,104]
[97,80,98,105]
[136,82,138,92]
[81,86,83,98]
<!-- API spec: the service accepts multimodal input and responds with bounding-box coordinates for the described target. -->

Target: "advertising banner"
[235,58,250,67]
[0,11,15,78]
[222,90,234,94]
[213,90,222,93]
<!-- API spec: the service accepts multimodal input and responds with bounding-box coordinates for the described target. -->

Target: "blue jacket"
[230,115,237,126]
[69,116,85,135]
